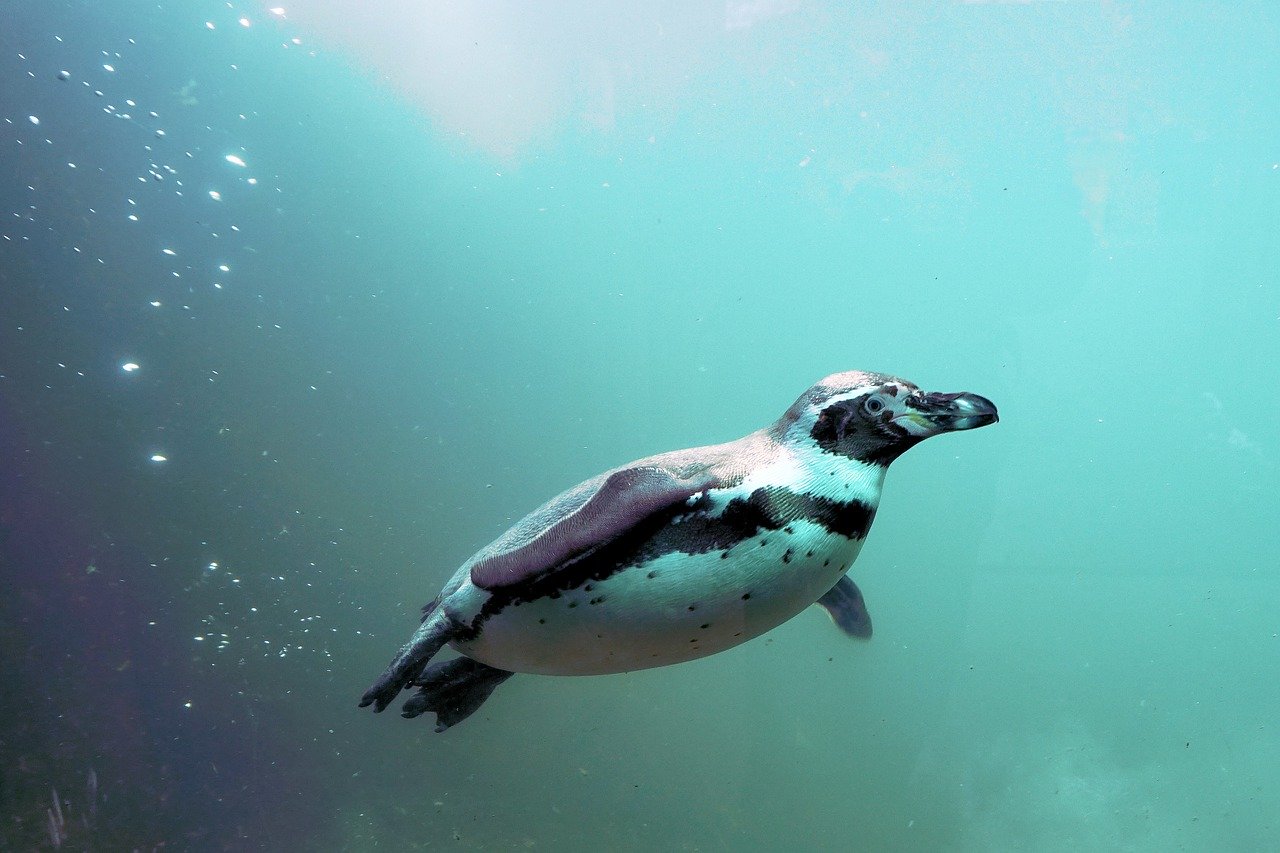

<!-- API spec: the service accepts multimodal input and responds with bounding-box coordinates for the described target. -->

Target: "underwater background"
[2,1,1278,849]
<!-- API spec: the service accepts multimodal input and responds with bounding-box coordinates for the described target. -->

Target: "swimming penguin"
[359,371,997,731]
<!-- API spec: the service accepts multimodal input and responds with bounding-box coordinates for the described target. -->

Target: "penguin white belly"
[450,521,864,675]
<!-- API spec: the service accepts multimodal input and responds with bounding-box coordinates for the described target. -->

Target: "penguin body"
[360,371,997,730]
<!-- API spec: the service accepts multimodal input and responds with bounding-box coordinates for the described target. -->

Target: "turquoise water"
[2,1,1277,849]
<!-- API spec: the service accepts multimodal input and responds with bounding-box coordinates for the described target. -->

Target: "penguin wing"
[468,463,723,591]
[816,575,873,639]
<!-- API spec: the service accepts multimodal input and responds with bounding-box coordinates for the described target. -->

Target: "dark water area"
[0,3,417,847]
[3,1,1279,850]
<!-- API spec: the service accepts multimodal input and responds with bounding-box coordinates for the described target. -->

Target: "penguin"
[359,371,997,731]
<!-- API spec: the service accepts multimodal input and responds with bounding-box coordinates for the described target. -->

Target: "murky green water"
[2,2,1277,849]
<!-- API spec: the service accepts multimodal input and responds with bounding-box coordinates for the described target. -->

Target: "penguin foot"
[402,657,514,732]
[359,607,454,713]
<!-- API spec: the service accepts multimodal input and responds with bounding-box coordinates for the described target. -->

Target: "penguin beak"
[896,391,999,436]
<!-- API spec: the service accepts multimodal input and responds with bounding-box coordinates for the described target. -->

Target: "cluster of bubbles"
[7,18,286,403]
[4,5,358,683]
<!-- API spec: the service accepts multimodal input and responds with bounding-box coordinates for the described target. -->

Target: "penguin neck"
[794,440,888,509]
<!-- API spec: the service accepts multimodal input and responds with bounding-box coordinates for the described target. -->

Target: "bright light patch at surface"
[28,115,39,125]
[149,454,167,463]
[273,2,725,159]
[208,190,221,200]
[225,154,246,167]
[121,362,140,372]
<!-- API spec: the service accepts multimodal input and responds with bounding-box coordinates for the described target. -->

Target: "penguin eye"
[863,395,885,415]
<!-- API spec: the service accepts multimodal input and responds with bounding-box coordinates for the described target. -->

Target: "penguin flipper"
[402,657,515,732]
[469,465,720,590]
[816,575,873,639]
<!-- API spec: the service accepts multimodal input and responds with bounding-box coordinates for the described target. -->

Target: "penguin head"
[778,371,998,467]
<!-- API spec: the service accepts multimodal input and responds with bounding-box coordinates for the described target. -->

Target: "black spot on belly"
[760,538,769,547]
[688,604,698,611]
[741,592,751,600]
[782,549,792,564]
[538,618,546,624]
[647,570,658,579]
[568,601,578,608]
[700,623,710,629]
[720,551,730,559]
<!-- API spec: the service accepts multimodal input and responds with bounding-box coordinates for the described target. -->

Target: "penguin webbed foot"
[358,613,455,713]
[359,670,409,714]
[403,657,515,732]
